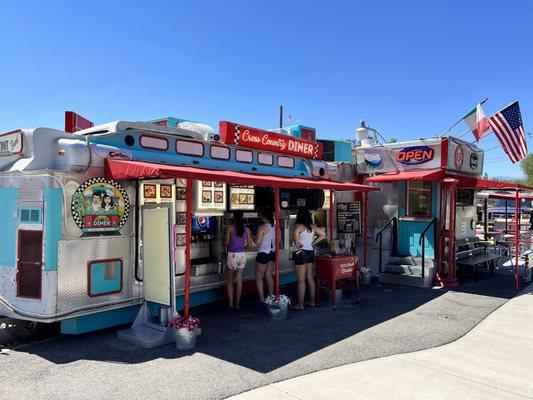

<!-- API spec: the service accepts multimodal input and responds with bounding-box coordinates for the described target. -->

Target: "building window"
[236,150,253,163]
[210,145,230,160]
[176,140,204,157]
[19,208,42,224]
[88,258,123,297]
[140,135,169,151]
[406,181,432,217]
[278,156,295,168]
[258,153,273,166]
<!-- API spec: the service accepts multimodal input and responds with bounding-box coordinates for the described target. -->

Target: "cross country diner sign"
[219,121,323,160]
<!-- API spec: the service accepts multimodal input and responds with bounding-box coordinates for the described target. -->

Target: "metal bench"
[456,237,500,284]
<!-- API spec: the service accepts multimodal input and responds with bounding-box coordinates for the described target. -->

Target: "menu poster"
[229,185,255,210]
[194,180,226,211]
[336,202,361,234]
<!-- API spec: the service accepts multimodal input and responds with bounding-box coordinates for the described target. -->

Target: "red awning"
[365,168,445,183]
[448,175,533,191]
[104,159,379,192]
[365,169,533,192]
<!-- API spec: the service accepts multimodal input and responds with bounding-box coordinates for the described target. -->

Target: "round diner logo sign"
[71,177,130,234]
[469,153,479,170]
[454,145,464,169]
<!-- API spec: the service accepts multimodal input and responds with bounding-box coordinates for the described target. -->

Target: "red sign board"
[65,111,94,133]
[219,121,323,160]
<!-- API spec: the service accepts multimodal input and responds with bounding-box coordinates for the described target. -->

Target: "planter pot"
[360,269,372,285]
[172,327,198,350]
[335,289,342,304]
[266,303,288,321]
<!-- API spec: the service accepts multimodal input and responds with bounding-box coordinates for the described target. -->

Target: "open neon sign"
[396,146,434,165]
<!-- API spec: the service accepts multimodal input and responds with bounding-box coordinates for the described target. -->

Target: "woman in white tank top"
[291,207,326,311]
[254,209,276,304]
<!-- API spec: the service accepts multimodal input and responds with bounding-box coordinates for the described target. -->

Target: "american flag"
[488,101,528,163]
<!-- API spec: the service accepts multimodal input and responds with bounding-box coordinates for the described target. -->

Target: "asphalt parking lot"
[0,272,519,400]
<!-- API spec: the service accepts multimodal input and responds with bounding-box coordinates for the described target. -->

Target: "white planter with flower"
[265,294,290,320]
[168,314,201,350]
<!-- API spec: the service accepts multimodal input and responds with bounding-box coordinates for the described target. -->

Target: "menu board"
[194,181,226,211]
[336,202,361,234]
[229,185,255,210]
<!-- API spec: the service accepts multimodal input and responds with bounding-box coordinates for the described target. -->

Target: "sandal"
[290,305,304,311]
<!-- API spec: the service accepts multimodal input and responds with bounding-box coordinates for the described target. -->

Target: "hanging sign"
[336,202,361,234]
[71,177,130,234]
[0,130,23,156]
[219,121,323,160]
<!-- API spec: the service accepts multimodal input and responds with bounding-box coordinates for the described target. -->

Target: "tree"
[520,154,533,186]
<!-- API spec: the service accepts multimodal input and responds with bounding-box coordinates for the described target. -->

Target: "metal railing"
[376,217,398,273]
[419,218,438,279]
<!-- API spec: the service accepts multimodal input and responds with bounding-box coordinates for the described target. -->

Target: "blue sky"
[1,1,531,178]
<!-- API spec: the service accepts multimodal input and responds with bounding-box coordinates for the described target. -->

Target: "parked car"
[488,199,533,219]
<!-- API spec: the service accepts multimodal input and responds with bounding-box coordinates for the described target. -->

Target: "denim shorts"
[292,249,315,265]
[256,251,275,264]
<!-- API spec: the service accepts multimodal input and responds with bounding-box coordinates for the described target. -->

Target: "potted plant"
[168,313,201,350]
[265,294,290,320]
[360,266,372,285]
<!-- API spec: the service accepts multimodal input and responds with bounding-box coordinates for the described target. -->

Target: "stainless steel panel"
[57,236,142,313]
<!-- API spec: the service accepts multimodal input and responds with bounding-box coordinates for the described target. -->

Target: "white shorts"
[227,252,247,270]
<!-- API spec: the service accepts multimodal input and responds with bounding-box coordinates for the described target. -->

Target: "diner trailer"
[355,128,532,290]
[0,117,376,343]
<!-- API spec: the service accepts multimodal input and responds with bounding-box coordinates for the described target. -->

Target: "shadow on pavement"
[10,271,517,373]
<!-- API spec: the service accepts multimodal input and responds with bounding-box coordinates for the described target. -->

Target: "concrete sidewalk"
[231,285,533,400]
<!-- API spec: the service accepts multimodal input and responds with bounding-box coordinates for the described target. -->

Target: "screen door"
[142,207,172,306]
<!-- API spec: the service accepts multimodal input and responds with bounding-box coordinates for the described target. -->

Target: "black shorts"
[292,249,315,265]
[256,251,275,264]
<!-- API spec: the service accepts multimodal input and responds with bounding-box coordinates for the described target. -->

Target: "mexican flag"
[463,103,490,141]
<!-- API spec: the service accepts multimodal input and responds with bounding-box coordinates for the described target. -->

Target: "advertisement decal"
[71,177,130,234]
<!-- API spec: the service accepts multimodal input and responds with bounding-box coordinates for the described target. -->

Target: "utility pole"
[279,105,283,129]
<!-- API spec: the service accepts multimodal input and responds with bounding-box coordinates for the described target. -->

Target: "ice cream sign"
[71,177,130,235]
[0,130,23,156]
[219,121,323,160]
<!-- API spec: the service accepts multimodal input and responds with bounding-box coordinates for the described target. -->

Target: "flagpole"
[436,97,488,138]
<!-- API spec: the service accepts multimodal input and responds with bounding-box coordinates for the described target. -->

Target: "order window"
[406,181,432,217]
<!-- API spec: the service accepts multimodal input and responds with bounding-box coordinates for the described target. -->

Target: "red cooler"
[315,254,360,310]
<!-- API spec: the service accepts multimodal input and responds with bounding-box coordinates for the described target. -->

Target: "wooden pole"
[274,187,281,297]
[184,179,192,317]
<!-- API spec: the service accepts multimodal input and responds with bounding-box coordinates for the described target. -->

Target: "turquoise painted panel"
[397,182,437,258]
[0,188,19,267]
[61,304,140,334]
[89,261,122,295]
[334,141,353,162]
[44,188,62,271]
